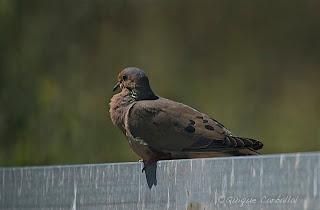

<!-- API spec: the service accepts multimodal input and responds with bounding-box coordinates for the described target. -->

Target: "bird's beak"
[113,81,120,92]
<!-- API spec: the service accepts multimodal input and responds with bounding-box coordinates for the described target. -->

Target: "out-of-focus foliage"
[0,0,319,166]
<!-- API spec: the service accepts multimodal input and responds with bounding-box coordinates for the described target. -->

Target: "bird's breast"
[109,93,133,131]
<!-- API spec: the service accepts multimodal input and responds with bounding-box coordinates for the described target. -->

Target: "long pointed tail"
[226,136,263,150]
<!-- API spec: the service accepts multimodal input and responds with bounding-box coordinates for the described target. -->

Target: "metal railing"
[1,152,319,209]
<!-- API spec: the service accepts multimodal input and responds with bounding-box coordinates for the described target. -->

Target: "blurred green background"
[1,0,319,166]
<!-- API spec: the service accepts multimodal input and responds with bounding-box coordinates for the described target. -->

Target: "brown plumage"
[109,67,263,170]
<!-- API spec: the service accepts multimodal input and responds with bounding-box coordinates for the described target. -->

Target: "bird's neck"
[130,86,158,101]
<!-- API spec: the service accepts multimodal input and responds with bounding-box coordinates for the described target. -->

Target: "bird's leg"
[141,158,158,173]
[141,153,172,172]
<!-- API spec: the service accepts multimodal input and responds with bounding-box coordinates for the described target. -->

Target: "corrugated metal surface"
[1,153,319,210]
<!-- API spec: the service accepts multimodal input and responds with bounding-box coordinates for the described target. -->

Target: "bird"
[109,67,263,171]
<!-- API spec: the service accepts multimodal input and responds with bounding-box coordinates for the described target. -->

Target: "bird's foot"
[141,159,157,173]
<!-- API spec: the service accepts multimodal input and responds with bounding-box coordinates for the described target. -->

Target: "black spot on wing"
[205,125,215,131]
[196,116,203,119]
[203,119,208,123]
[189,120,195,125]
[185,125,195,133]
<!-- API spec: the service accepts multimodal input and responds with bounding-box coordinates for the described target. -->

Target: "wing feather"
[128,98,262,153]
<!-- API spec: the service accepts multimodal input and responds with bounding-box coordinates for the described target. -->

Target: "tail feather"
[226,136,263,150]
[182,135,263,157]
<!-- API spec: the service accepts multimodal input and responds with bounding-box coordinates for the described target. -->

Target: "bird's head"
[113,67,158,100]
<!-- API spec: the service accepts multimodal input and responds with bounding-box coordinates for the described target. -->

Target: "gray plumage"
[109,67,263,167]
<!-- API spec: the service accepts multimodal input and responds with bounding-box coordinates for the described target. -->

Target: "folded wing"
[127,98,263,154]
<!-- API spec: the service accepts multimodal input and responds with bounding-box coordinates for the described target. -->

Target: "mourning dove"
[109,67,263,170]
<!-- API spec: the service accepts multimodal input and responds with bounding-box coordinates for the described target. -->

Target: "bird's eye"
[122,75,128,81]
